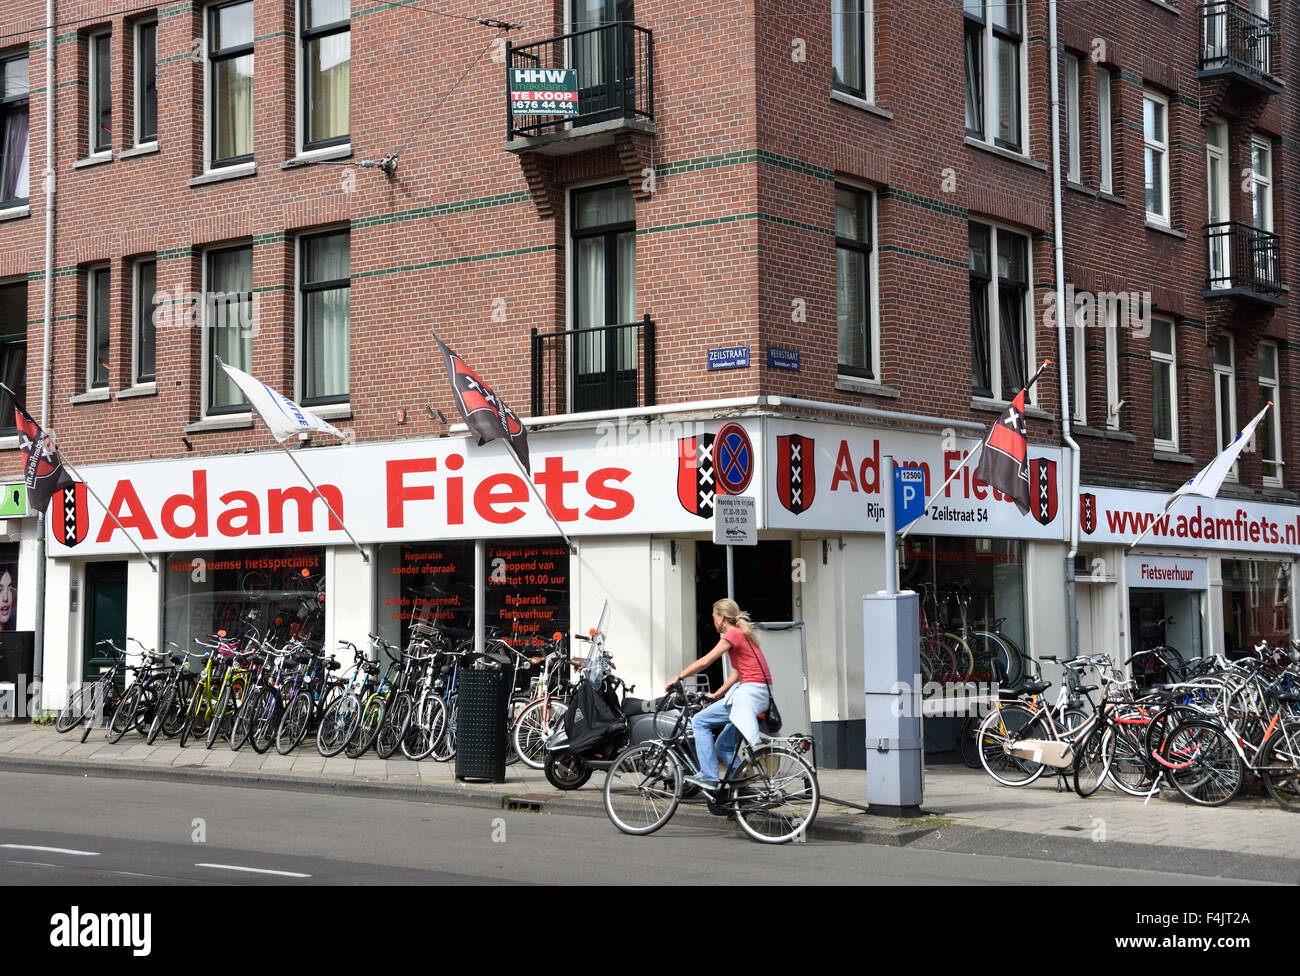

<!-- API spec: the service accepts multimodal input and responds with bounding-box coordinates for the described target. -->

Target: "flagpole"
[276,442,370,564]
[501,441,577,554]
[58,457,159,573]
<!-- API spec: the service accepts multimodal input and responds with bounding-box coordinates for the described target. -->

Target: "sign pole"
[884,456,897,596]
[500,443,576,554]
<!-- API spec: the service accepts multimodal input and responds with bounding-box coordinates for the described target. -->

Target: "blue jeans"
[691,683,770,782]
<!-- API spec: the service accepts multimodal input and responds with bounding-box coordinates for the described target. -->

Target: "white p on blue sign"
[894,466,926,530]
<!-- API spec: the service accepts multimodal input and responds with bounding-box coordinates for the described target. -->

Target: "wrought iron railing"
[507,23,654,140]
[531,316,656,416]
[1199,1,1276,81]
[1205,221,1284,294]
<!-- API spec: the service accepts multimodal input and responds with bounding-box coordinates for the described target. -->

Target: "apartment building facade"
[0,0,1295,764]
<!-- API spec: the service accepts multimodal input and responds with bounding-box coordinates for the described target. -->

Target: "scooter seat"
[623,697,651,717]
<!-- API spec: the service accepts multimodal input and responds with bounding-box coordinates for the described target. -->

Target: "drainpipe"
[34,0,55,697]
[1048,0,1081,660]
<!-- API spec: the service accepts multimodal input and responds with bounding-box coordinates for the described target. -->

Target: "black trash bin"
[0,631,34,686]
[455,666,510,782]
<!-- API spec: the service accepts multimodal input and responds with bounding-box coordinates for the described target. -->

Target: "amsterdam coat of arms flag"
[972,360,1050,518]
[433,331,531,475]
[14,402,75,516]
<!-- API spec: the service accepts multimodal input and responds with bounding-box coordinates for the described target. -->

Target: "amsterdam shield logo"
[1079,492,1097,535]
[1029,458,1057,525]
[678,434,722,518]
[55,482,89,547]
[776,434,816,515]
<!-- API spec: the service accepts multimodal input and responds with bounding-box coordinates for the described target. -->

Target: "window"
[205,245,253,414]
[1151,317,1177,450]
[1063,53,1079,183]
[832,1,872,102]
[1259,341,1281,485]
[1143,91,1170,225]
[89,32,112,155]
[964,0,1023,151]
[208,1,254,169]
[0,54,30,207]
[1213,334,1237,479]
[969,222,1030,401]
[1103,298,1120,429]
[299,231,350,405]
[135,21,158,145]
[0,280,26,434]
[1206,119,1230,287]
[1070,296,1087,425]
[87,267,111,390]
[133,259,158,385]
[571,183,637,413]
[1098,68,1113,193]
[1250,137,1273,232]
[301,0,350,151]
[835,185,875,380]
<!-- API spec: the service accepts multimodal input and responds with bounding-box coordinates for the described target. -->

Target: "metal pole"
[883,455,897,596]
[500,442,577,553]
[899,441,983,541]
[277,443,370,563]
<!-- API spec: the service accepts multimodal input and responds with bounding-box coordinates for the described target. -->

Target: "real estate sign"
[509,67,579,117]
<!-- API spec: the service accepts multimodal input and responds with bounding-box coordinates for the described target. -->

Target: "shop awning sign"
[509,67,579,117]
[1125,554,1207,590]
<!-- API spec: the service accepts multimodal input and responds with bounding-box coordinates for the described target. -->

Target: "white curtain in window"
[309,33,350,143]
[307,288,349,399]
[215,55,254,161]
[1,106,28,200]
[210,249,252,407]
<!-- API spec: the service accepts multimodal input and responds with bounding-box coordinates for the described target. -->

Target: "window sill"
[1098,190,1125,206]
[829,90,892,120]
[1145,220,1186,240]
[119,142,160,160]
[964,138,1048,172]
[836,377,900,398]
[971,396,1052,421]
[304,402,353,421]
[70,389,111,405]
[189,163,257,187]
[1103,428,1136,442]
[116,383,157,400]
[1072,424,1103,438]
[1144,0,1179,13]
[185,413,253,433]
[73,153,113,170]
[1065,180,1096,197]
[281,145,353,169]
[1154,449,1194,464]
[0,205,30,222]
[0,435,19,451]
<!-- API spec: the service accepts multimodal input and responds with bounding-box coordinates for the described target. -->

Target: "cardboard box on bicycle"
[1008,739,1074,767]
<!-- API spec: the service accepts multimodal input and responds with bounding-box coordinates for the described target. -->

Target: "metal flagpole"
[57,458,158,573]
[500,442,576,554]
[277,443,370,563]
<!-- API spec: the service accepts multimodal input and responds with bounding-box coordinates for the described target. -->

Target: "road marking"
[2,844,100,856]
[195,863,311,878]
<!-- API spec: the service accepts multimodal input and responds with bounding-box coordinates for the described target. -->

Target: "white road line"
[1,844,100,856]
[194,863,311,878]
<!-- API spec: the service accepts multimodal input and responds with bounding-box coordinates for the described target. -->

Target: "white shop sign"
[1081,485,1300,556]
[1125,554,1207,590]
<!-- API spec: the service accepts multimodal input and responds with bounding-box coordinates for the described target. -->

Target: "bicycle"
[56,641,127,739]
[511,633,574,769]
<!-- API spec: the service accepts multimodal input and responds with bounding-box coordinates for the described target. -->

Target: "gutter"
[33,0,55,693]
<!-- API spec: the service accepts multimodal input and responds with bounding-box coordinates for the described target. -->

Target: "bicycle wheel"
[1161,721,1243,807]
[249,689,282,755]
[732,746,820,844]
[317,695,361,758]
[512,698,568,770]
[430,696,457,762]
[347,697,386,759]
[943,634,976,681]
[229,685,260,752]
[1073,723,1114,797]
[402,693,447,761]
[971,632,1014,685]
[146,681,176,745]
[276,691,314,756]
[977,704,1048,787]
[957,715,982,769]
[56,683,94,733]
[106,685,141,744]
[164,674,197,737]
[504,695,532,766]
[1262,722,1300,812]
[1106,715,1158,796]
[178,686,205,748]
[603,743,683,835]
[206,683,235,750]
[375,692,412,760]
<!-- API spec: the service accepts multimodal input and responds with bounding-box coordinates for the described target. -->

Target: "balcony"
[1198,2,1282,94]
[531,316,656,416]
[1204,221,1287,305]
[506,23,655,155]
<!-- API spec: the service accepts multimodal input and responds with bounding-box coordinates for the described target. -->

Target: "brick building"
[0,0,1295,764]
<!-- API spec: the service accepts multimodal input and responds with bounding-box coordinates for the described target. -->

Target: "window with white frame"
[0,54,29,207]
[1103,298,1120,429]
[1098,67,1113,193]
[969,221,1031,401]
[1206,119,1230,288]
[1143,90,1170,225]
[1071,294,1087,425]
[964,0,1023,151]
[204,245,253,414]
[134,20,158,146]
[832,0,873,103]
[1213,334,1237,479]
[208,1,254,169]
[301,0,350,151]
[1259,341,1281,484]
[1150,317,1177,450]
[1064,53,1080,183]
[299,230,350,405]
[87,266,111,390]
[1250,137,1273,232]
[133,259,158,385]
[836,185,876,380]
[89,32,112,155]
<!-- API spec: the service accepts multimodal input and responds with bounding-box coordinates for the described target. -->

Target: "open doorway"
[693,541,793,691]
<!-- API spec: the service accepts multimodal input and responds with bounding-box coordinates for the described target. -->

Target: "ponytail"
[712,598,759,648]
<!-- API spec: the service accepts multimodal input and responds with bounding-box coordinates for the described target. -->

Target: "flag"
[14,403,75,515]
[973,387,1032,515]
[216,358,345,443]
[1167,403,1272,507]
[432,330,531,474]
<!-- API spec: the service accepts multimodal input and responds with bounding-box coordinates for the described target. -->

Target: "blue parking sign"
[894,466,926,531]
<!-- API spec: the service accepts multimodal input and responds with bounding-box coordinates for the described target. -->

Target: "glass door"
[570,0,634,121]
[1206,120,1230,287]
[571,183,637,412]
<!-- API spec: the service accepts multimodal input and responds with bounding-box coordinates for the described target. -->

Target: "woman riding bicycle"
[668,598,772,791]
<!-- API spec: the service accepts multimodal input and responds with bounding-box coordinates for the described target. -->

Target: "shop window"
[1258,341,1281,485]
[0,544,16,632]
[1222,559,1290,657]
[485,541,570,652]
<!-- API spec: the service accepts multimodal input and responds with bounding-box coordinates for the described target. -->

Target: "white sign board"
[1082,485,1300,555]
[713,495,757,547]
[1125,554,1207,590]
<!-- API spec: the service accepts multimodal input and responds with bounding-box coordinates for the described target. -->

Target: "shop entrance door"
[693,541,793,692]
[83,561,127,686]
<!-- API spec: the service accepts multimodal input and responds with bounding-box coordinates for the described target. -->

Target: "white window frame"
[1064,53,1080,183]
[200,243,254,418]
[296,0,352,157]
[88,30,112,157]
[1071,294,1087,426]
[835,180,880,383]
[1103,297,1121,429]
[131,258,157,387]
[1143,90,1171,226]
[1250,136,1273,233]
[204,0,255,173]
[1259,340,1282,486]
[964,0,1028,154]
[832,0,874,105]
[86,264,111,391]
[133,19,158,148]
[1214,334,1238,482]
[1098,67,1113,193]
[970,220,1035,404]
[1150,316,1178,451]
[294,225,352,407]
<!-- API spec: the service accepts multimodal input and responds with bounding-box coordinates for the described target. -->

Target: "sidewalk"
[2,722,1296,880]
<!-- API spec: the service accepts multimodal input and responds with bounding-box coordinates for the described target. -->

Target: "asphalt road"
[0,770,1265,886]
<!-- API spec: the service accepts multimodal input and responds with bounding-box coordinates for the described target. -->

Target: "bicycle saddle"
[1021,679,1051,695]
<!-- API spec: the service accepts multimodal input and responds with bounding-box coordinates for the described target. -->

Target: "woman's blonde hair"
[713,598,759,646]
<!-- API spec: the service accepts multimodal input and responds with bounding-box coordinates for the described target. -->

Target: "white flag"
[216,358,345,443]
[1167,403,1272,507]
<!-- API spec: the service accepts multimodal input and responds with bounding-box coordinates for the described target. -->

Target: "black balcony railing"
[1205,221,1284,295]
[1199,1,1277,83]
[507,23,654,140]
[531,316,656,416]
